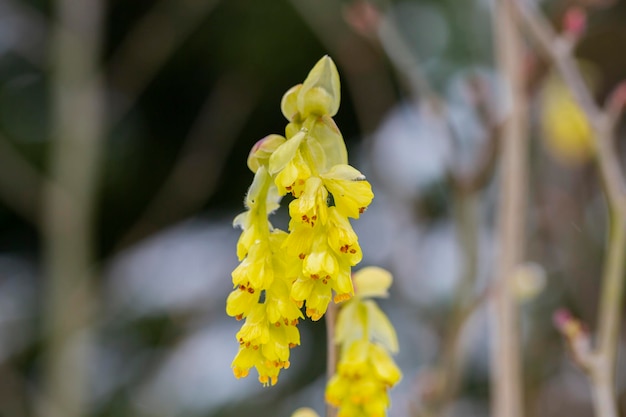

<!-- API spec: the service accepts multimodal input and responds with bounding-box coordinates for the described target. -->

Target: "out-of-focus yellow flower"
[291,407,321,417]
[540,72,595,166]
[511,262,547,302]
[326,267,401,417]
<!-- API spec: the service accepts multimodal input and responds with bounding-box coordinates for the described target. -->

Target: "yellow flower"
[229,55,375,386]
[540,71,595,166]
[326,267,401,417]
[289,177,329,227]
[321,165,374,219]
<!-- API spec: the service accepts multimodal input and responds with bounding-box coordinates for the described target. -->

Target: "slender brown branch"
[40,0,105,416]
[514,0,626,219]
[490,1,528,416]
[516,2,626,417]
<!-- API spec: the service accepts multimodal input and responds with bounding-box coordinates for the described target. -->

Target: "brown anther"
[252,345,259,350]
[311,274,320,280]
[297,179,305,185]
[239,285,246,291]
[312,215,317,221]
[322,279,328,284]
[286,185,292,191]
[349,248,357,254]
[299,253,306,260]
[245,341,251,348]
[359,207,366,214]
[283,318,289,325]
[275,322,281,327]
[289,343,297,348]
[340,245,349,253]
[236,314,243,321]
[302,214,309,223]
[247,287,255,294]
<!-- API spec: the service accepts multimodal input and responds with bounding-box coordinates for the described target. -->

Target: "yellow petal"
[352,266,392,298]
[247,134,286,173]
[281,84,303,122]
[269,131,306,175]
[364,300,399,353]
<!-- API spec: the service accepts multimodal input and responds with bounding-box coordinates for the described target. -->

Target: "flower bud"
[297,55,341,118]
[247,134,286,173]
[563,6,587,39]
[281,84,302,122]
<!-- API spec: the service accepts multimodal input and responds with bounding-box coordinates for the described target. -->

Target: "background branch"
[39,0,105,416]
[516,1,626,416]
[490,0,528,416]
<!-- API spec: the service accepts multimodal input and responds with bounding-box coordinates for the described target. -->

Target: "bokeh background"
[1,0,626,416]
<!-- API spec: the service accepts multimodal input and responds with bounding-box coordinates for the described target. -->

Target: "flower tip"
[247,134,286,172]
[353,266,393,298]
[291,408,321,417]
[298,55,341,117]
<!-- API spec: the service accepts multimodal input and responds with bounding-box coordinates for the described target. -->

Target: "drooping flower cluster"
[226,56,374,386]
[326,267,402,417]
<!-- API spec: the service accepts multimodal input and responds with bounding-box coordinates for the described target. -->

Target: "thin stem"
[490,0,527,416]
[40,0,105,416]
[590,211,626,417]
[514,0,626,218]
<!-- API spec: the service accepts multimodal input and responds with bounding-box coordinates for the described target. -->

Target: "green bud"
[247,134,286,173]
[297,55,341,118]
[281,84,302,122]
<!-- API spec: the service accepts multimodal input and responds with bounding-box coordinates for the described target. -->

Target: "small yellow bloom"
[321,165,374,219]
[327,267,401,417]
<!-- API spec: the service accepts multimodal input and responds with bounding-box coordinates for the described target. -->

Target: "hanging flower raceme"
[326,267,402,417]
[227,55,374,386]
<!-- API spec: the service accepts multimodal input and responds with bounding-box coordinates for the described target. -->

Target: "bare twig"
[490,0,528,416]
[39,0,105,416]
[514,0,626,218]
[516,2,626,417]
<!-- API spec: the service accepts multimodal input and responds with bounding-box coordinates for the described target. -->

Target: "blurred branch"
[40,0,105,416]
[490,0,527,416]
[107,0,221,124]
[516,2,626,417]
[114,73,259,250]
[376,13,440,108]
[514,0,626,219]
[448,77,502,195]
